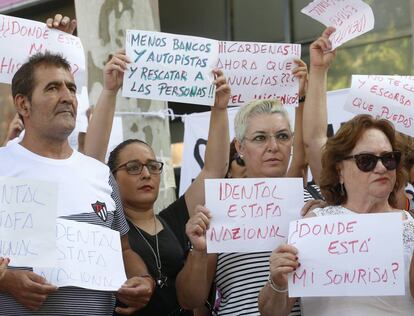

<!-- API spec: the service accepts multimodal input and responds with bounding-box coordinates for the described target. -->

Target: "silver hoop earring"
[340,182,345,196]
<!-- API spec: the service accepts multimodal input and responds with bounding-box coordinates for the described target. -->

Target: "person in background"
[3,113,24,146]
[394,133,414,214]
[46,14,77,34]
[226,138,246,178]
[2,113,24,146]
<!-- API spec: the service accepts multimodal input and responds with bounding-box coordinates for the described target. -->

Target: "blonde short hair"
[234,99,291,141]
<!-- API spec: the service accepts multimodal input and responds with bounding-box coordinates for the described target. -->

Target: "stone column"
[74,0,176,211]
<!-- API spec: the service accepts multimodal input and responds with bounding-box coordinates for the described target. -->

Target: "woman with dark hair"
[84,48,231,315]
[319,115,405,206]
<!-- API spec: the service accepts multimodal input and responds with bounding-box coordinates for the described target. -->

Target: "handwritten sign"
[0,14,86,88]
[218,41,301,106]
[288,212,404,297]
[0,176,57,267]
[344,75,414,137]
[205,178,303,253]
[123,30,218,106]
[301,0,374,50]
[34,219,127,291]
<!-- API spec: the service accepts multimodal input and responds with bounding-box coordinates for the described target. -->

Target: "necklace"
[130,216,168,288]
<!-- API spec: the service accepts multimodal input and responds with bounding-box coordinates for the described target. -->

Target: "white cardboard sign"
[0,14,86,88]
[34,219,127,291]
[288,212,405,297]
[344,75,414,137]
[123,30,218,106]
[301,0,374,50]
[0,176,57,267]
[205,178,303,253]
[217,41,301,106]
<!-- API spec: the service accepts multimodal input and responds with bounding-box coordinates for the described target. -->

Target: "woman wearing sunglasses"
[259,25,414,316]
[260,114,414,315]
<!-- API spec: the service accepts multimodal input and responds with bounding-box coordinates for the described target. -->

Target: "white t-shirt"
[0,142,129,315]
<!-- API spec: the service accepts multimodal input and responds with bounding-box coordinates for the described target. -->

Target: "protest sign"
[0,14,86,88]
[0,176,57,267]
[34,219,127,291]
[205,178,303,253]
[301,0,374,50]
[288,212,404,297]
[218,41,301,106]
[123,30,218,106]
[344,75,414,137]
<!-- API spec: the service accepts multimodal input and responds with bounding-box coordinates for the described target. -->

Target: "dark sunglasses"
[343,151,401,172]
[112,159,164,175]
[232,153,245,167]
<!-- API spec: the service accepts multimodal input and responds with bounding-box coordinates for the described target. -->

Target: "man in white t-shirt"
[0,52,154,315]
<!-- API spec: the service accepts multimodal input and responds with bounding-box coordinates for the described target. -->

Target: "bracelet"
[140,274,156,291]
[268,275,288,293]
[298,95,306,103]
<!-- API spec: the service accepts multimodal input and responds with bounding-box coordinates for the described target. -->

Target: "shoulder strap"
[306,184,324,200]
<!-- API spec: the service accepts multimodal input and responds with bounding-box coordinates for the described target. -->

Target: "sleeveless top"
[301,205,414,316]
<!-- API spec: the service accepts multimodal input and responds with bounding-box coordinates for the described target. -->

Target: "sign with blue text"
[123,30,219,106]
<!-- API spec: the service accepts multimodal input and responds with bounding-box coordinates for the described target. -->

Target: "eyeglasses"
[243,132,292,146]
[112,159,164,175]
[343,151,401,172]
